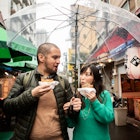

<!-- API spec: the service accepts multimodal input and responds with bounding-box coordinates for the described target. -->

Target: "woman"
[64,64,114,140]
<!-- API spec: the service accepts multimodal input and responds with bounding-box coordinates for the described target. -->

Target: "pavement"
[0,120,140,140]
[68,120,140,140]
[109,121,140,140]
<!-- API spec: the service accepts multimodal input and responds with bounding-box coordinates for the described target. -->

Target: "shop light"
[108,58,112,63]
[99,62,105,67]
[5,72,9,76]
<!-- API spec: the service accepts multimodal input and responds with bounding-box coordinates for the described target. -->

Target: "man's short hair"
[37,43,59,63]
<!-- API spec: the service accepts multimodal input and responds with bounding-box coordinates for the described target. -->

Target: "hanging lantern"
[125,47,140,79]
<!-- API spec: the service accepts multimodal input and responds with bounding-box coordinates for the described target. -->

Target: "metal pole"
[74,6,79,94]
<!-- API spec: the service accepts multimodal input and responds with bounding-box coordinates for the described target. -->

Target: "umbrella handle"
[73,93,77,98]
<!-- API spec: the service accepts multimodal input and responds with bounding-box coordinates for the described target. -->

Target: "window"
[122,1,130,11]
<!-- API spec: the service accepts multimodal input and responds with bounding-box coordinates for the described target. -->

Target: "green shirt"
[67,90,114,140]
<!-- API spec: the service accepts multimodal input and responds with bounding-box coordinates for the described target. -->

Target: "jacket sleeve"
[91,90,114,124]
[3,73,38,115]
[65,116,76,128]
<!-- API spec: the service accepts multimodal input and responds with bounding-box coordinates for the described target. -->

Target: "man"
[3,43,81,140]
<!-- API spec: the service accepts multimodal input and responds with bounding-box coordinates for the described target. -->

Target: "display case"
[134,99,140,121]
[121,74,140,119]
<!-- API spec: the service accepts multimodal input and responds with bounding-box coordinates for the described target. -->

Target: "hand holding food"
[32,78,59,97]
[39,78,59,89]
[31,84,52,97]
[78,83,96,101]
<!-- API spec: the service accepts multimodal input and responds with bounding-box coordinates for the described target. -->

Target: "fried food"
[41,78,54,82]
[82,83,93,88]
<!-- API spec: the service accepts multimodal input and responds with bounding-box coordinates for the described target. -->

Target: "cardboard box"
[114,107,127,126]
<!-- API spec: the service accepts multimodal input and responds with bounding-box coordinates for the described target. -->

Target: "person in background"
[3,42,82,140]
[63,64,114,140]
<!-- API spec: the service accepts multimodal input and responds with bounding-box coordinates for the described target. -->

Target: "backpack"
[23,70,65,90]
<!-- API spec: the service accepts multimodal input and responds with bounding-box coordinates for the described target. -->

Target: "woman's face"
[80,67,94,87]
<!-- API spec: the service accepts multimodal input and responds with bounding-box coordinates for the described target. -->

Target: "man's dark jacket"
[3,69,75,140]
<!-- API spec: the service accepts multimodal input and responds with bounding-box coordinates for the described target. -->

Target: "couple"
[3,43,114,140]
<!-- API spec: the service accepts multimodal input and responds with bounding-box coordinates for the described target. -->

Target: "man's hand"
[31,85,52,97]
[63,97,82,114]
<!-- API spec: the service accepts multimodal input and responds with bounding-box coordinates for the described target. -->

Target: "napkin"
[38,81,59,89]
[77,88,96,97]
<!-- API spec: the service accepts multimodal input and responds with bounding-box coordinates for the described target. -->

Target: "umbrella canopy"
[87,27,135,62]
[0,27,37,62]
[5,0,140,62]
[4,0,140,84]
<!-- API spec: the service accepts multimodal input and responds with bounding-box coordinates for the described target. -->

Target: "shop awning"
[0,27,37,62]
[87,27,134,62]
[3,60,37,70]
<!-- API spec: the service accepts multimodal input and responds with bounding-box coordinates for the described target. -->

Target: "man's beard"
[45,63,57,75]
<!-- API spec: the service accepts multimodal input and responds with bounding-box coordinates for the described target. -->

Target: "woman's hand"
[86,91,96,102]
[71,97,82,112]
[63,97,82,114]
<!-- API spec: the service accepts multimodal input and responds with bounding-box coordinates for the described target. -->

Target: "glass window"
[122,1,130,11]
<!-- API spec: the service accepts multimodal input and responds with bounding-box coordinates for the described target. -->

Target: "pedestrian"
[3,42,82,140]
[63,64,114,140]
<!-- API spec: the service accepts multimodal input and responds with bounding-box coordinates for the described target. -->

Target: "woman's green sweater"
[67,90,114,140]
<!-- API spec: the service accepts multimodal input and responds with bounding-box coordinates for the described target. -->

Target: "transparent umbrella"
[4,0,140,88]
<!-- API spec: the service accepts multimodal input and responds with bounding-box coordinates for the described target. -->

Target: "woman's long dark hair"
[79,64,105,99]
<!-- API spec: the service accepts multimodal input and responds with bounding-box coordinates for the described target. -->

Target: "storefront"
[88,23,140,125]
[113,54,140,126]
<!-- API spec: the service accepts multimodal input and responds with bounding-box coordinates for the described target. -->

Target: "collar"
[34,68,57,80]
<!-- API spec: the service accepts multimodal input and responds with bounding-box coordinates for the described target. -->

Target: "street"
[0,121,140,140]
[68,121,140,140]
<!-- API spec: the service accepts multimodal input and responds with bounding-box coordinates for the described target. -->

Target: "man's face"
[43,47,61,74]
